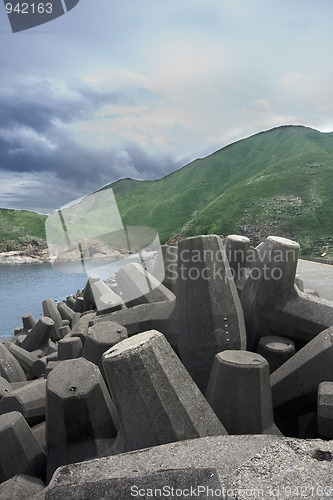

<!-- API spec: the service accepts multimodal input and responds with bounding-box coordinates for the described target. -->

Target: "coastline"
[0,249,51,264]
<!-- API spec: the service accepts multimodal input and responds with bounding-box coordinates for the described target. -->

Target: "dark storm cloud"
[0,75,181,211]
[0,75,164,181]
[0,79,124,133]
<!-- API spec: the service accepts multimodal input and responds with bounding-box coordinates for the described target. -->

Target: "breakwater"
[0,234,333,499]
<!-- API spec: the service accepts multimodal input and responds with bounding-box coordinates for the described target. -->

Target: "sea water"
[0,255,142,339]
[0,262,87,339]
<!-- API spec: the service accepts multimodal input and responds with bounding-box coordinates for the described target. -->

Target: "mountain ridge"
[1,125,333,257]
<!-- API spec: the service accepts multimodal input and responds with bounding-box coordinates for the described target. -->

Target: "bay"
[0,262,87,339]
[0,255,141,339]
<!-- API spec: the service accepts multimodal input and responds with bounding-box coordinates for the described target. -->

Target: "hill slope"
[0,208,46,252]
[1,125,333,257]
[109,125,333,256]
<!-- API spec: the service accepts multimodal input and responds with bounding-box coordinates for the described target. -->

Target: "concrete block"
[90,281,123,314]
[0,411,46,483]
[257,335,295,373]
[0,474,45,499]
[41,341,58,358]
[46,358,119,482]
[103,330,227,454]
[21,318,54,353]
[206,350,279,435]
[0,379,46,426]
[57,302,81,328]
[44,468,224,500]
[0,377,11,400]
[224,234,251,290]
[2,341,40,376]
[161,244,178,294]
[91,300,178,349]
[31,422,47,454]
[42,299,64,342]
[82,274,100,310]
[66,295,77,309]
[31,356,48,378]
[0,342,26,383]
[44,361,60,378]
[70,312,97,345]
[271,326,333,416]
[116,262,175,307]
[42,434,280,499]
[21,313,37,333]
[176,235,247,392]
[9,381,30,390]
[241,236,333,350]
[83,321,128,381]
[317,381,333,439]
[73,296,85,313]
[14,327,23,337]
[58,325,71,339]
[57,337,83,361]
[295,276,304,292]
[32,435,333,500]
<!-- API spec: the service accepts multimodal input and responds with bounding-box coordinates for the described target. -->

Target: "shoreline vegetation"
[1,245,333,266]
[0,244,146,265]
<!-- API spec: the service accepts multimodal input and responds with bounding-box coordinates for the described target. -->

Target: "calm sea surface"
[0,262,87,339]
[0,256,140,339]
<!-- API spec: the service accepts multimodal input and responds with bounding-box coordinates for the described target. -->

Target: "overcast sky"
[0,0,332,213]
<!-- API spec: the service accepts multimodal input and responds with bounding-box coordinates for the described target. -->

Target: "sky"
[0,0,333,213]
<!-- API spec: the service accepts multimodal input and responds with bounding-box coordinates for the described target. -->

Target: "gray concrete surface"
[297,259,333,302]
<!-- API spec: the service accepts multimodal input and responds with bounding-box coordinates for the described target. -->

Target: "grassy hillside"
[109,125,333,257]
[0,208,47,252]
[1,125,333,257]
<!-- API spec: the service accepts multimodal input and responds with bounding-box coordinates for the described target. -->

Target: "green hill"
[0,208,46,252]
[1,125,333,257]
[109,125,333,257]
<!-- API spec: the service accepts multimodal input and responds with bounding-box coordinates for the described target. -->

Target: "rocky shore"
[0,249,51,264]
[0,234,333,499]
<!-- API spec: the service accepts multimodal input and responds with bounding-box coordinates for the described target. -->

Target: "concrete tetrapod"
[241,236,333,350]
[21,317,54,352]
[161,244,178,294]
[2,341,40,376]
[90,281,123,314]
[91,300,178,349]
[82,321,128,381]
[176,235,246,393]
[102,330,227,455]
[42,299,64,342]
[0,377,11,400]
[206,350,280,435]
[46,357,119,483]
[257,336,295,374]
[0,411,46,484]
[116,262,175,307]
[317,382,333,439]
[57,302,80,328]
[0,342,26,383]
[271,326,333,416]
[57,336,83,360]
[0,474,45,500]
[21,313,37,333]
[0,378,46,426]
[224,234,251,292]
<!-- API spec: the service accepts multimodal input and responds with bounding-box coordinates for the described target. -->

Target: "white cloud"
[281,72,307,85]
